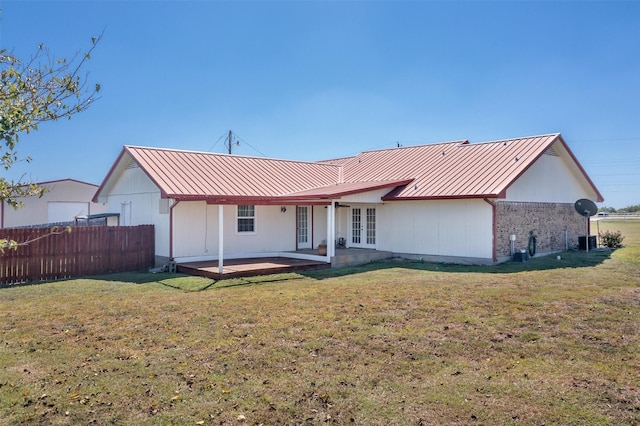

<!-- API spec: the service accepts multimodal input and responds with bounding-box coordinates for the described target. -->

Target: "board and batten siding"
[312,205,328,249]
[328,188,400,248]
[341,188,392,204]
[171,201,208,258]
[334,206,349,246]
[172,203,298,260]
[103,166,170,257]
[378,199,493,260]
[505,151,595,203]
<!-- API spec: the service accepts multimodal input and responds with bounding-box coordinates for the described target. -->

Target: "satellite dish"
[574,199,598,217]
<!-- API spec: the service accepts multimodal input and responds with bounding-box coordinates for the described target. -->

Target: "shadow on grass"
[82,270,307,292]
[0,249,615,291]
[301,248,615,280]
[94,272,221,292]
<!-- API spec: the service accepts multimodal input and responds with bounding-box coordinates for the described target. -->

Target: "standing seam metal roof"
[121,146,341,200]
[93,134,603,204]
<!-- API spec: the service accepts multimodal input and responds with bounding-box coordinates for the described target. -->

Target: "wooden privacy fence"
[0,225,155,286]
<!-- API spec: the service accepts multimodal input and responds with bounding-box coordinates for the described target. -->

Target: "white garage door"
[48,202,89,223]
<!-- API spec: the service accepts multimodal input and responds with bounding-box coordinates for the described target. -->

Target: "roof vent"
[544,147,559,157]
[126,159,140,169]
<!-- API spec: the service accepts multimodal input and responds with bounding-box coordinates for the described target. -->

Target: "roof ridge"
[358,140,469,155]
[32,178,99,187]
[465,133,561,146]
[316,155,357,163]
[125,145,340,167]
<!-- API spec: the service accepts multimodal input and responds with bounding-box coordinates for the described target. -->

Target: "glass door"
[351,206,376,249]
[297,206,311,249]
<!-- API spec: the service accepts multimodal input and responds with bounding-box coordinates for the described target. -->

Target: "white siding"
[335,206,349,245]
[506,154,593,203]
[312,205,328,248]
[172,204,298,259]
[379,199,493,259]
[172,201,208,257]
[103,166,169,256]
[341,188,390,204]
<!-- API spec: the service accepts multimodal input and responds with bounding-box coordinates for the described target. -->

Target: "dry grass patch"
[1,221,639,425]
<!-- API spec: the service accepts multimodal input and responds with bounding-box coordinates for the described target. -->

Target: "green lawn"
[1,220,639,425]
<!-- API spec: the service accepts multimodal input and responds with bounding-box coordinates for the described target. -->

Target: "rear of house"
[93,133,602,267]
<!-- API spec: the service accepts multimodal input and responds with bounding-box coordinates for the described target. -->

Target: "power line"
[207,131,229,152]
[232,132,268,157]
[570,137,640,143]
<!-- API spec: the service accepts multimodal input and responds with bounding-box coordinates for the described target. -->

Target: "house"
[1,179,107,229]
[93,133,603,268]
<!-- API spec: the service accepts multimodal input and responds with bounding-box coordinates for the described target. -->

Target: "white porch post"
[218,204,224,274]
[330,202,336,258]
[326,201,335,261]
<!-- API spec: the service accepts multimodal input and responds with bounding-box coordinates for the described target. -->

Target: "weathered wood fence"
[0,225,155,286]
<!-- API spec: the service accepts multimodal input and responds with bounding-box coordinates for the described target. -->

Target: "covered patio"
[176,248,393,279]
[176,257,330,280]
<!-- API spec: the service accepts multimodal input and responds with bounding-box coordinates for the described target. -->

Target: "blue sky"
[1,0,638,208]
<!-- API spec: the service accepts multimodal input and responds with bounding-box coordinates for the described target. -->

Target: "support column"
[330,202,336,258]
[218,204,224,274]
[326,201,335,261]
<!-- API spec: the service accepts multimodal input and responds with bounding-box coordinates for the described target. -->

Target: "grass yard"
[1,220,639,425]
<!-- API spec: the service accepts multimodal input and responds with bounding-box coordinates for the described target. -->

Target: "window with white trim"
[237,205,255,233]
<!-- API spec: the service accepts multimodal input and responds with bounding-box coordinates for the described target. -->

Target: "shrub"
[599,230,625,248]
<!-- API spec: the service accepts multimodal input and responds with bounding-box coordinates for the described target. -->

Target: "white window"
[237,205,255,233]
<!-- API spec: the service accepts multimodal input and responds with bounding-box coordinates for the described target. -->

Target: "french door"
[350,206,376,249]
[296,206,311,249]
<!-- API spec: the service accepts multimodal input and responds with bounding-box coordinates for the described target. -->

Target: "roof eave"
[94,146,171,203]
[170,194,331,206]
[92,147,129,203]
[555,135,605,202]
[497,134,604,203]
[381,193,500,202]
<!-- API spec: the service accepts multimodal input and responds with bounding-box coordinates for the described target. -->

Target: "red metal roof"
[94,133,603,204]
[122,146,341,202]
[339,133,603,202]
[283,179,415,199]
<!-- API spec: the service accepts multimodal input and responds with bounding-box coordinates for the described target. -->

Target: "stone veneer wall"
[495,201,586,258]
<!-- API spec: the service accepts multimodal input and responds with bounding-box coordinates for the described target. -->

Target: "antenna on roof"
[225,130,240,154]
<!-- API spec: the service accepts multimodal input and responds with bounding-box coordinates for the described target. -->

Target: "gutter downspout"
[169,200,179,260]
[483,198,498,262]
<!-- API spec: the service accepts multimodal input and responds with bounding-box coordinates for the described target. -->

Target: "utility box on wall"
[578,235,597,251]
